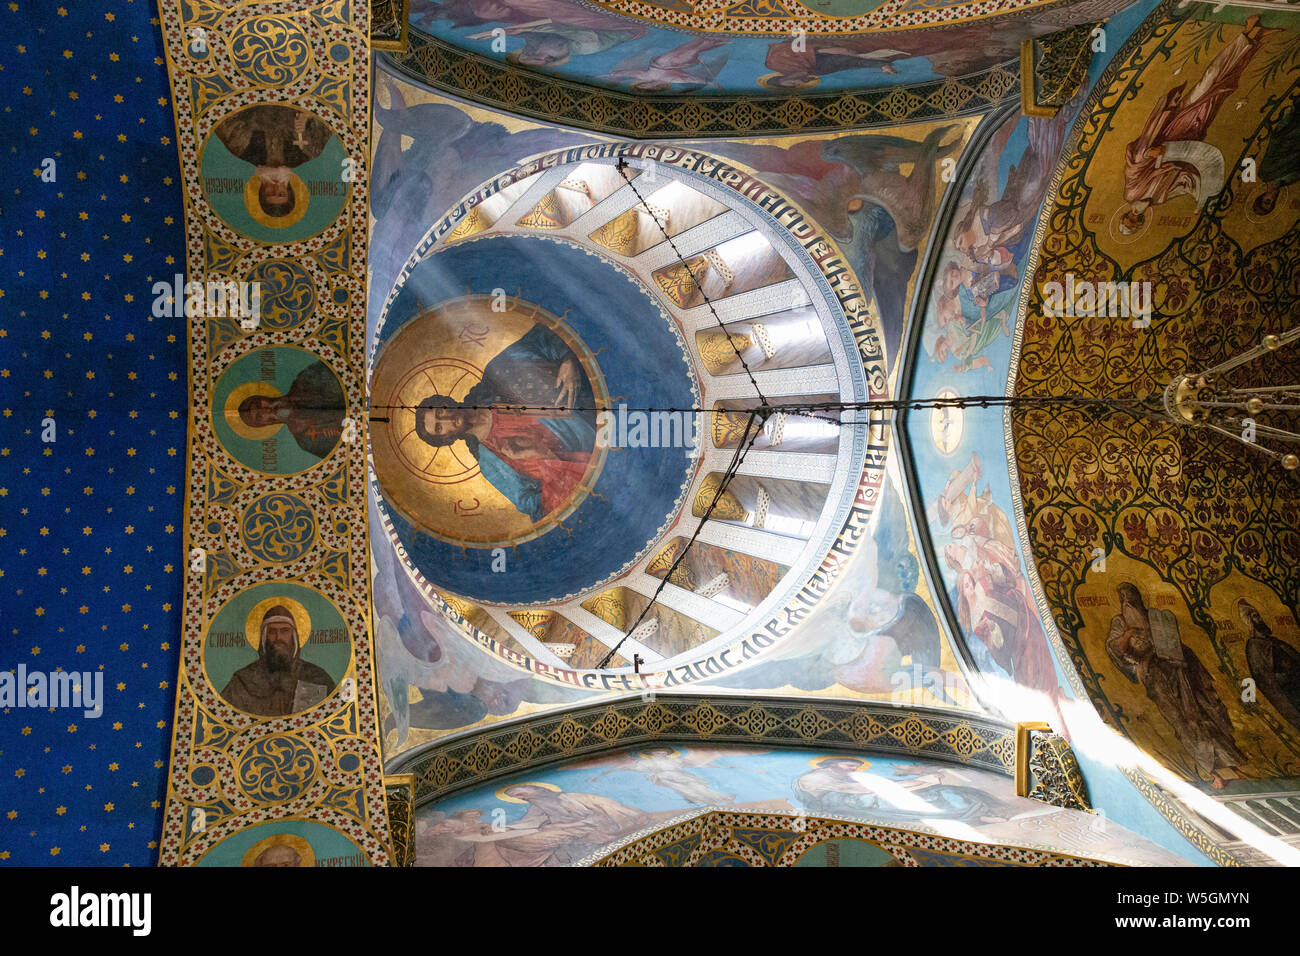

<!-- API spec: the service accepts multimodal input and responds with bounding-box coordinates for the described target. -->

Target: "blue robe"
[465,324,597,522]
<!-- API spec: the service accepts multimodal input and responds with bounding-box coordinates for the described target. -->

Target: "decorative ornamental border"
[578,0,1074,37]
[1018,722,1092,812]
[156,0,392,865]
[1021,22,1100,117]
[384,774,416,866]
[586,809,1119,866]
[370,0,409,50]
[381,30,1018,138]
[369,140,887,692]
[386,694,1027,807]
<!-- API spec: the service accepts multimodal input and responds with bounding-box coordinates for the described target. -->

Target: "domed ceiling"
[369,147,876,675]
[372,234,698,605]
[361,3,1300,865]
[17,0,1300,869]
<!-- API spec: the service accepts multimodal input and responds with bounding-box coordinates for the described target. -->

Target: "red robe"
[483,413,588,517]
[1124,29,1263,205]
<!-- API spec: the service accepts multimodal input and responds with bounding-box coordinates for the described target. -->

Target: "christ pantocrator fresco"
[412,323,597,523]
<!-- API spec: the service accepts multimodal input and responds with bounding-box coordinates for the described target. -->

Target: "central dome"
[371,233,699,605]
[367,148,875,675]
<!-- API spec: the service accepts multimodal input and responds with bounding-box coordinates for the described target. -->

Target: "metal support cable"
[614,156,768,408]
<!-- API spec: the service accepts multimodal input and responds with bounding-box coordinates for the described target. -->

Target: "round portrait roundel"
[200,102,350,244]
[371,295,608,547]
[370,234,700,606]
[211,346,347,475]
[202,581,352,718]
[196,819,369,867]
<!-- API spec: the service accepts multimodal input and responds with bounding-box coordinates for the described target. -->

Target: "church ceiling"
[368,68,989,759]
[9,0,1297,869]
[1010,2,1300,806]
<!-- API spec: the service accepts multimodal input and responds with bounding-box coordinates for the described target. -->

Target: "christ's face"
[423,406,471,440]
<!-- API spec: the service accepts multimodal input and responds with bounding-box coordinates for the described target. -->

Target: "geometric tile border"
[586,809,1119,867]
[387,694,1021,807]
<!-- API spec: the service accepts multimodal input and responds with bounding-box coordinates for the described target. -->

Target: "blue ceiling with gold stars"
[0,0,185,865]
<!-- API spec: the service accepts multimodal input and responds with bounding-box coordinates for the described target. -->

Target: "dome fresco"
[372,234,699,604]
[8,0,1300,874]
[367,143,882,684]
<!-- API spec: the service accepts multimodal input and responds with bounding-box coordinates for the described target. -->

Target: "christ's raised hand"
[554,356,581,409]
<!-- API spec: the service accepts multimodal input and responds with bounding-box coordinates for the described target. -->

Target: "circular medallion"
[202,581,352,718]
[211,346,346,475]
[929,387,963,456]
[200,103,348,243]
[240,492,318,564]
[371,234,699,605]
[372,294,608,546]
[196,819,368,867]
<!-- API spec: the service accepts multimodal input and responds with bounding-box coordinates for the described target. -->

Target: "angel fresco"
[955,111,1067,269]
[794,757,883,818]
[756,25,1024,92]
[1119,15,1277,235]
[818,125,960,363]
[926,108,1068,372]
[936,453,1062,724]
[701,136,925,368]
[930,261,1018,374]
[887,763,1020,825]
[584,746,749,804]
[793,757,1018,825]
[445,784,650,866]
[759,37,910,89]
[416,810,486,867]
[822,125,962,254]
[1105,584,1245,787]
